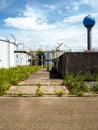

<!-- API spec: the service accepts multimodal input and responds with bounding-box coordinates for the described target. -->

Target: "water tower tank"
[83,15,95,28]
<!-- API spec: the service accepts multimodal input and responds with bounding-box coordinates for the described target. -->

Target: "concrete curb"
[2,93,98,97]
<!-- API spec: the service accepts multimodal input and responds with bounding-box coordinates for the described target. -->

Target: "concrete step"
[19,79,63,86]
[5,85,69,96]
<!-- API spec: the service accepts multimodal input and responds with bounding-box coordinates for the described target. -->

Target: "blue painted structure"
[83,15,95,50]
[83,15,95,28]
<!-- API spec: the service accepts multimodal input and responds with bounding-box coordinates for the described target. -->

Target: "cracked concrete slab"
[5,68,69,96]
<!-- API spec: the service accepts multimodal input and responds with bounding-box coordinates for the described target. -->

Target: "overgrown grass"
[65,75,88,95]
[0,66,41,95]
[63,72,98,96]
[91,84,98,94]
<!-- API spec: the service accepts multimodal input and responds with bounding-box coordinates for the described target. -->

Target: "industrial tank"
[0,39,17,68]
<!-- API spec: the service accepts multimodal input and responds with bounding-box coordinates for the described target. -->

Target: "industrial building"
[0,38,69,68]
[15,50,31,66]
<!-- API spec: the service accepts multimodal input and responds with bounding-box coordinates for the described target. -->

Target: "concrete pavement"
[0,97,98,130]
[1,69,98,130]
[5,68,69,96]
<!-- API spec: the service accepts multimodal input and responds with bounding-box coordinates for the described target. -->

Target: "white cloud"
[82,0,95,5]
[63,14,85,24]
[82,0,90,4]
[73,2,80,11]
[73,6,79,11]
[4,5,56,30]
[23,6,46,19]
[63,13,98,24]
[82,0,98,9]
[64,1,80,12]
[3,24,83,50]
[3,2,98,51]
[2,19,98,51]
[4,17,49,30]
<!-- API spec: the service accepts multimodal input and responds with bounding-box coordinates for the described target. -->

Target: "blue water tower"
[83,15,95,50]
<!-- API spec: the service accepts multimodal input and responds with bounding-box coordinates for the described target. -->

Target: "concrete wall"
[54,52,98,77]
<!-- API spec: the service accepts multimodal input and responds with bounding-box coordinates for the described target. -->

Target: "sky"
[0,0,98,51]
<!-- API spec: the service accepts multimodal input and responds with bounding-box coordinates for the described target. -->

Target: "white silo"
[0,39,17,68]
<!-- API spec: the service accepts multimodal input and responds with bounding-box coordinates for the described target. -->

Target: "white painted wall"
[15,52,30,66]
[0,39,17,68]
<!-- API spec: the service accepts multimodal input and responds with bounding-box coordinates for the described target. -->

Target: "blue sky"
[0,0,98,51]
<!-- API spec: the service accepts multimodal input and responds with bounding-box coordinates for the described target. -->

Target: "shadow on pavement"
[49,68,62,79]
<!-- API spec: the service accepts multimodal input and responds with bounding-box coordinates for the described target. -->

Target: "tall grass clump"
[63,71,98,95]
[83,72,97,81]
[91,84,98,93]
[65,74,88,95]
[0,66,41,95]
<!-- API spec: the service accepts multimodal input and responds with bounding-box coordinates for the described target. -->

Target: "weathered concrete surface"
[54,52,98,77]
[18,68,63,85]
[6,85,68,95]
[6,68,69,96]
[6,86,37,95]
[0,97,98,130]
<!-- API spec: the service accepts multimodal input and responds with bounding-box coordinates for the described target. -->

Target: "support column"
[87,27,92,50]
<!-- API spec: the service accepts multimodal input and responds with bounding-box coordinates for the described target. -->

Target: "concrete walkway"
[5,68,69,96]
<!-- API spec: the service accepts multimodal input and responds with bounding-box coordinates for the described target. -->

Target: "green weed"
[77,91,84,97]
[56,91,64,97]
[0,66,41,95]
[91,84,98,93]
[36,85,43,96]
[65,74,88,95]
[18,91,23,96]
